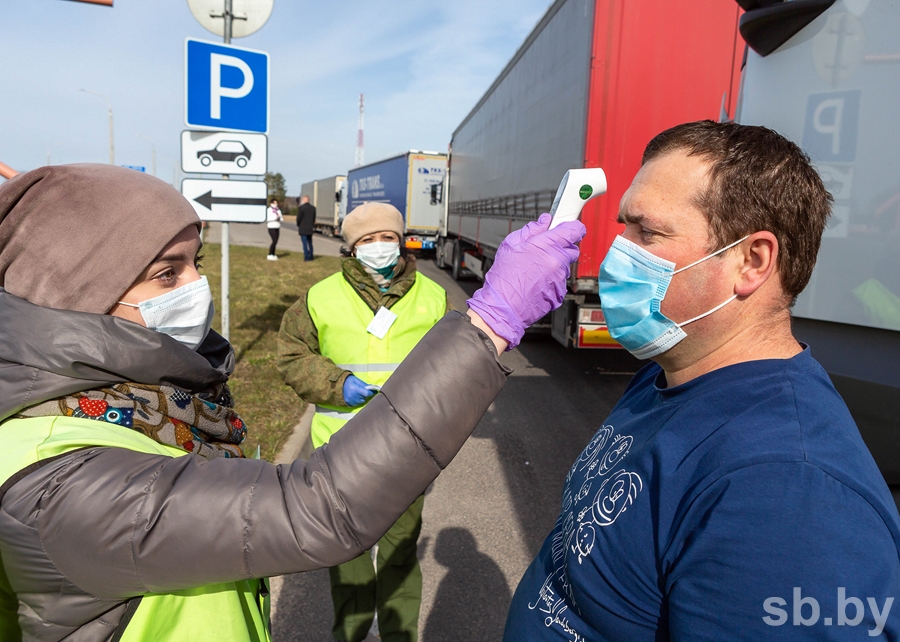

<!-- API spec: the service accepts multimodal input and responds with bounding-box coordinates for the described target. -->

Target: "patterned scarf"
[362,259,405,292]
[18,382,247,459]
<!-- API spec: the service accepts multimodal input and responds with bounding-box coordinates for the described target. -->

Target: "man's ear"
[734,231,778,297]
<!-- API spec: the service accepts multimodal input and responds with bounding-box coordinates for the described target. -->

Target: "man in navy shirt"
[504,121,900,640]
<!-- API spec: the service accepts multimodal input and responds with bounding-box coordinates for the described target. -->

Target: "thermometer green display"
[548,168,607,229]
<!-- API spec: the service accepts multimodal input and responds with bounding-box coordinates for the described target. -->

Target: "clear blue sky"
[1,0,550,192]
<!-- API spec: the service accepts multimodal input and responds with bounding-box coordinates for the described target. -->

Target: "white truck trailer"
[736,0,900,506]
[300,175,346,236]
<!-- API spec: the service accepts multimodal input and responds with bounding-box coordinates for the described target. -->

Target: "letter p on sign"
[185,38,269,133]
[210,54,254,119]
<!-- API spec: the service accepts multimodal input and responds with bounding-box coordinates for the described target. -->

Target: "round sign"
[579,184,593,200]
[812,12,865,86]
[187,0,274,39]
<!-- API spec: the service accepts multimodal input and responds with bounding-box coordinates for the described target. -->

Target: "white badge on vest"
[367,306,398,340]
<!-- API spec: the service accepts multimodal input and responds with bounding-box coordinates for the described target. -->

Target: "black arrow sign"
[193,190,267,211]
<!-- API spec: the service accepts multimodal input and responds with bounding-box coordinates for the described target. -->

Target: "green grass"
[202,243,342,461]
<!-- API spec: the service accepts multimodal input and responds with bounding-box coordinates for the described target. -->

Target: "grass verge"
[202,243,341,461]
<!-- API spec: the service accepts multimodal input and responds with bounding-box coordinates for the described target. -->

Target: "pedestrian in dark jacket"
[297,195,316,261]
[0,163,585,640]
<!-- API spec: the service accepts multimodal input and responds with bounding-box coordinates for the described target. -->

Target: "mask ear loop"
[672,235,748,327]
[672,235,749,275]
[677,294,739,327]
[116,301,140,308]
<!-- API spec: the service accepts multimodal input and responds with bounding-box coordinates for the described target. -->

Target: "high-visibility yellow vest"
[306,271,446,448]
[0,416,270,642]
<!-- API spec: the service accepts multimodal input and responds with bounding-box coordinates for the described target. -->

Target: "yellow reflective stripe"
[314,406,358,421]
[335,363,400,372]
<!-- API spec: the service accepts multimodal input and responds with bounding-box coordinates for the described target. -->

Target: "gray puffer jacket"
[0,289,508,640]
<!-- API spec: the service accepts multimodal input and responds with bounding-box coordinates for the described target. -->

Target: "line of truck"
[301,0,899,497]
[302,151,446,250]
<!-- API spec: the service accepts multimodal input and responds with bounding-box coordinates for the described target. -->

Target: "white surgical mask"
[118,276,215,350]
[355,241,401,270]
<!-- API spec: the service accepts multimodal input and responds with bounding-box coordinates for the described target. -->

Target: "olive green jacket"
[277,256,450,407]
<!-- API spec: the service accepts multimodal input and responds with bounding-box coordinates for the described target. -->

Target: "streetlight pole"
[136,134,156,176]
[79,88,114,165]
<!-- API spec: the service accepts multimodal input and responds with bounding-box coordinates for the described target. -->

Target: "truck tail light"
[578,308,605,324]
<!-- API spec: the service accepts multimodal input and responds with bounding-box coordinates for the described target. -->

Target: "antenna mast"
[355,93,365,167]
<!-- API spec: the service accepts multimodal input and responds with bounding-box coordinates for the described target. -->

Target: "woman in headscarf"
[0,164,584,641]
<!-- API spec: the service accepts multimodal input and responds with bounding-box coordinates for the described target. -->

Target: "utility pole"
[80,88,114,164]
[355,94,365,167]
[136,134,157,177]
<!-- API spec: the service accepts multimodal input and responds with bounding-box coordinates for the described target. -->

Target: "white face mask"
[355,241,401,270]
[117,276,215,350]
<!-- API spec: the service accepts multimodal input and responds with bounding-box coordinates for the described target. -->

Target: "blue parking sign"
[185,38,269,133]
[802,90,861,163]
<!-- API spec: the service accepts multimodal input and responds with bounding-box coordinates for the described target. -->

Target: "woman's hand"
[343,374,378,406]
[466,213,585,350]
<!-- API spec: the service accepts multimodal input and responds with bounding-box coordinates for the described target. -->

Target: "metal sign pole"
[187,0,270,340]
[220,0,233,341]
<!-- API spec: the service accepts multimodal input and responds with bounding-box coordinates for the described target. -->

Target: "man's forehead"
[619,151,711,223]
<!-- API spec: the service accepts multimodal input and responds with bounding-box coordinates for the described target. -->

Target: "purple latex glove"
[467,213,586,350]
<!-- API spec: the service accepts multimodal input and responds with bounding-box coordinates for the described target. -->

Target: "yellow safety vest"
[307,271,446,448]
[0,416,270,642]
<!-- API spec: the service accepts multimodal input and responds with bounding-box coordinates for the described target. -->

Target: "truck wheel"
[451,242,463,281]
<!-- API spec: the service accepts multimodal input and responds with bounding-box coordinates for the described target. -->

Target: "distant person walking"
[266,198,283,261]
[297,195,316,261]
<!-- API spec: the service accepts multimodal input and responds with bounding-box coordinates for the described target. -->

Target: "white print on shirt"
[581,434,634,486]
[531,425,644,641]
[528,569,587,642]
[571,522,596,565]
[591,469,643,527]
[568,425,613,483]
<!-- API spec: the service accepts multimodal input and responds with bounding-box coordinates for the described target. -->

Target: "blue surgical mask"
[117,276,215,350]
[599,235,747,359]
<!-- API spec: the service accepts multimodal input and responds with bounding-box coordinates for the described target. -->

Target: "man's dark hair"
[642,120,832,303]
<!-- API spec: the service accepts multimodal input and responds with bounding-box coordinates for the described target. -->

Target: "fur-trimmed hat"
[341,202,404,248]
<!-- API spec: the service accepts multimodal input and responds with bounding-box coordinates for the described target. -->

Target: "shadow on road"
[483,334,643,555]
[422,527,511,642]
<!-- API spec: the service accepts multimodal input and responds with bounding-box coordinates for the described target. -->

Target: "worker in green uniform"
[278,201,448,642]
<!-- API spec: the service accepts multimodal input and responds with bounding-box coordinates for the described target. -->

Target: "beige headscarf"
[341,201,405,249]
[0,164,200,314]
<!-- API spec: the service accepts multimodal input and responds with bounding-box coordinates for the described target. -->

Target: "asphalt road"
[209,223,642,641]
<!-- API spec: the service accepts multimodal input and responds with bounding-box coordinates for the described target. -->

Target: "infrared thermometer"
[548,168,607,229]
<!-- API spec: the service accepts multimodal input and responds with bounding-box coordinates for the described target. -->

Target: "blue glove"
[343,374,378,407]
